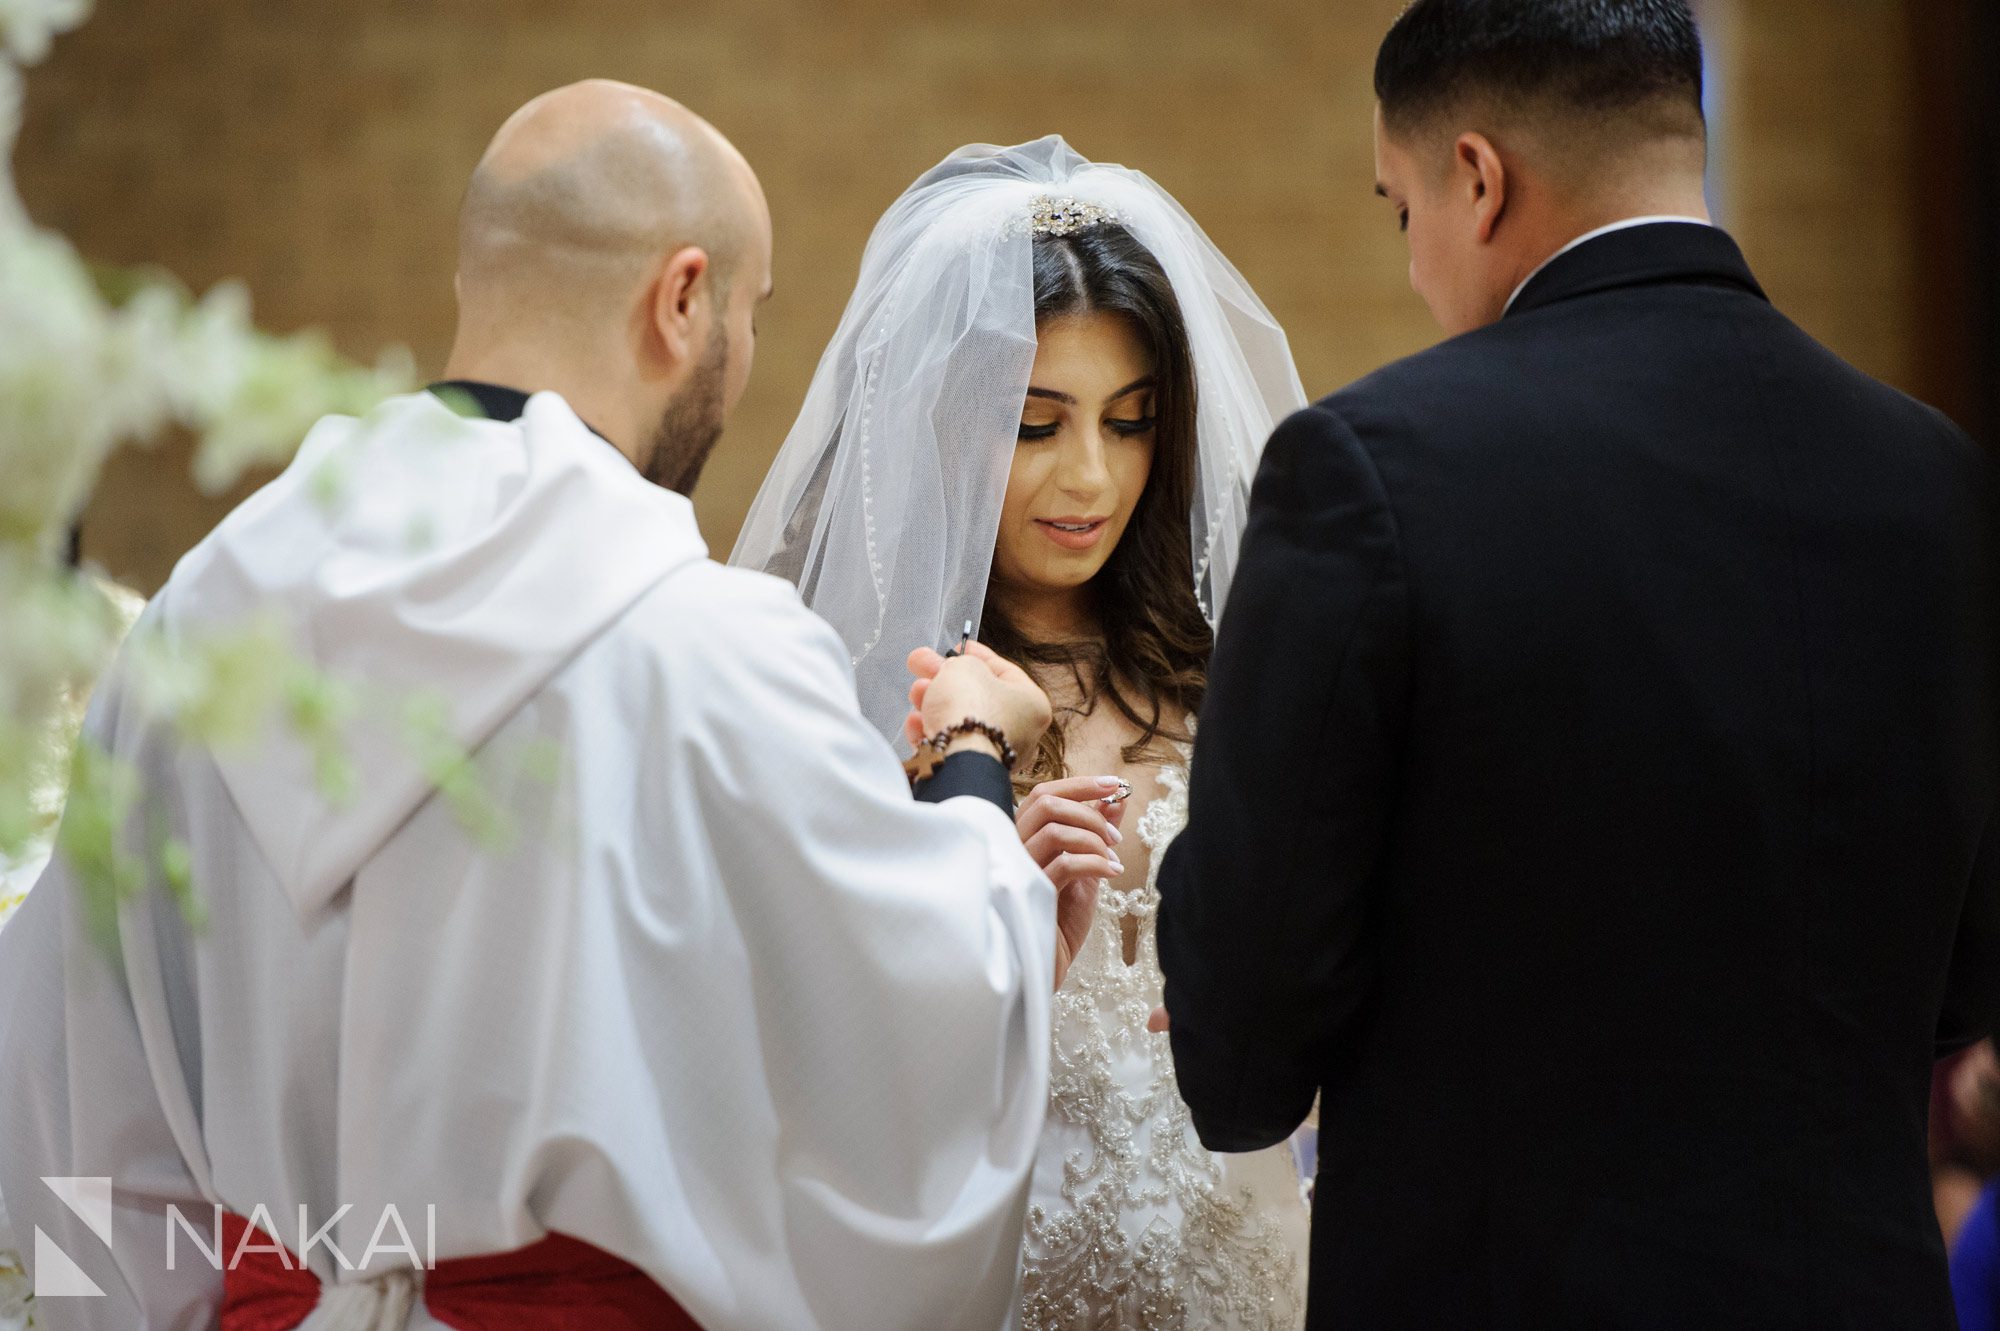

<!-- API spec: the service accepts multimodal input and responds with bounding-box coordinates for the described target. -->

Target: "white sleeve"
[649,569,1055,1329]
[0,854,221,1331]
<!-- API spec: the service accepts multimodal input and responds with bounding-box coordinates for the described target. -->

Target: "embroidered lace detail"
[1020,750,1306,1330]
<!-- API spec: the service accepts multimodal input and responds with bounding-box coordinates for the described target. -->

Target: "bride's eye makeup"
[1106,386,1157,437]
[1017,418,1062,442]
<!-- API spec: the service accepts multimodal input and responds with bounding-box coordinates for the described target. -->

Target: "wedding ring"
[1103,779,1133,805]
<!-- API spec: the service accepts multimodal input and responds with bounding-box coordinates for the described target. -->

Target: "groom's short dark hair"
[1375,0,1705,140]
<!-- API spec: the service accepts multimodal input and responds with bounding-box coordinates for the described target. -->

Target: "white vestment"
[0,390,1055,1330]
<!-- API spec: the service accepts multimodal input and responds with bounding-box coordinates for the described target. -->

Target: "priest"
[0,81,1061,1330]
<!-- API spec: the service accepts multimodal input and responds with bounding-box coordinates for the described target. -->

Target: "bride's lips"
[1035,516,1110,552]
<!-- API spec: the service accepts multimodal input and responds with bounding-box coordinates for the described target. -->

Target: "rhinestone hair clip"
[1028,194,1120,237]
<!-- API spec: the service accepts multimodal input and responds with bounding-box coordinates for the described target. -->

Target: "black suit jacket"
[1157,223,2000,1330]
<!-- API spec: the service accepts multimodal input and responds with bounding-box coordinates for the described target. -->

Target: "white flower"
[177,284,414,494]
[0,0,410,933]
[0,1240,29,1331]
[0,227,180,551]
[0,65,25,228]
[0,0,90,66]
[168,277,254,423]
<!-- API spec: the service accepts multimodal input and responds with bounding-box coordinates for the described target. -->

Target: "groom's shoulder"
[1318,322,1533,440]
[1289,343,1485,486]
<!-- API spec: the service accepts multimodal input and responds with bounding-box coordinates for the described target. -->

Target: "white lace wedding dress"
[1018,750,1310,1330]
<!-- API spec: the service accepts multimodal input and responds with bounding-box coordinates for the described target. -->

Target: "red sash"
[218,1211,701,1330]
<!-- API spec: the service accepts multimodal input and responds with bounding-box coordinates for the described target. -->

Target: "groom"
[1157,2,1999,1327]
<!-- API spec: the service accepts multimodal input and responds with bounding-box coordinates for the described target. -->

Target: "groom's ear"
[647,245,712,369]
[1455,132,1508,244]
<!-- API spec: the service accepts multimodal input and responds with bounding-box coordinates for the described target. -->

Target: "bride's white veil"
[731,135,1306,744]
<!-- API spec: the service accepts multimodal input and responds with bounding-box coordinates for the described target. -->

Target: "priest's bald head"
[444,80,772,495]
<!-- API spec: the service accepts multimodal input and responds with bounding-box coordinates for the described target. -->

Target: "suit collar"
[1503,221,1767,320]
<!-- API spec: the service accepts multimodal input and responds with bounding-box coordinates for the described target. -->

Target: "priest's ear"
[643,245,714,376]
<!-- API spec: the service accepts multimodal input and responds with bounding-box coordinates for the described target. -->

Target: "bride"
[734,137,1310,1330]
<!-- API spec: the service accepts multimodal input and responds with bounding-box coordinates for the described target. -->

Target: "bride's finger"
[1027,823,1122,870]
[907,646,947,679]
[1026,775,1126,804]
[1019,792,1123,847]
[1046,851,1121,887]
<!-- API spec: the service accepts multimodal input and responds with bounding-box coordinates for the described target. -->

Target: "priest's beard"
[642,323,729,497]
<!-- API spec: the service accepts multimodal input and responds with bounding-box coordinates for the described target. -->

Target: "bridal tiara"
[1027,194,1120,237]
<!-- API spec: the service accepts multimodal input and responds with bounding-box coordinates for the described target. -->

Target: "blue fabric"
[1955,1178,2000,1331]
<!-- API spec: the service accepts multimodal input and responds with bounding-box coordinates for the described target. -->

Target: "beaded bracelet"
[921,717,1019,772]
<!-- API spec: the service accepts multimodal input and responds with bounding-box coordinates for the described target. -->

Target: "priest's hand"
[905,641,1052,762]
[1018,776,1129,990]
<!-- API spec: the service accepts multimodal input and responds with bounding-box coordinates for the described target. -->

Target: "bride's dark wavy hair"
[979,222,1212,792]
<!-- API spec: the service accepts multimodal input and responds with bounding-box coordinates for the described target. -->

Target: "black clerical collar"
[426,380,616,449]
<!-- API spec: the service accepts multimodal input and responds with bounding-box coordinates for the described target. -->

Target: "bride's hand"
[904,641,1052,760]
[1019,776,1127,898]
[1018,776,1128,989]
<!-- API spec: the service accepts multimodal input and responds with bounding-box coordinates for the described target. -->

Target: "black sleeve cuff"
[1187,1113,1298,1157]
[913,750,1015,820]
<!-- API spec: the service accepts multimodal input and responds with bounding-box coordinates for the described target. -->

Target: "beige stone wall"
[15,0,1936,591]
[1711,0,1920,392]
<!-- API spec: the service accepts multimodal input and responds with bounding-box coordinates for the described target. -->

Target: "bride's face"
[990,310,1158,600]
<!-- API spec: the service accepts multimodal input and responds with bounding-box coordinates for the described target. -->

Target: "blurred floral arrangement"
[0,1249,25,1331]
[1,0,421,1314]
[0,0,416,926]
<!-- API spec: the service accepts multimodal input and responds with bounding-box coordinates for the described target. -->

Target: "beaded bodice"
[1018,752,1307,1331]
